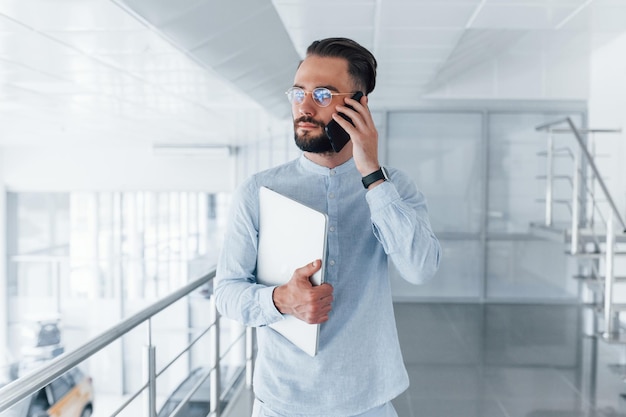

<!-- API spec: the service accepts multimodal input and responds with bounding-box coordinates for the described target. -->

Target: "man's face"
[291,55,353,153]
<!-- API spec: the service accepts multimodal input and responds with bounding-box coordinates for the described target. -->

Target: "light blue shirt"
[215,155,441,417]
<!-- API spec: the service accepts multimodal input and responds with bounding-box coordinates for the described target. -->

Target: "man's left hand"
[332,95,381,177]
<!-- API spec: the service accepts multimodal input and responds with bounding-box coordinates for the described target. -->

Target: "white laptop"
[257,186,328,357]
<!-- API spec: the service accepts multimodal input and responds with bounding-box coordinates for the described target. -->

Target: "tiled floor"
[226,303,626,417]
[392,303,626,417]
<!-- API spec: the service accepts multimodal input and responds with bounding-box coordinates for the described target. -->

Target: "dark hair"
[305,38,377,95]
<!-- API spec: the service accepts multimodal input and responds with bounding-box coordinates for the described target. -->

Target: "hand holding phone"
[325,91,364,153]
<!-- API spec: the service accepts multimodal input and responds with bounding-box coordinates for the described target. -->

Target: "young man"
[215,38,441,417]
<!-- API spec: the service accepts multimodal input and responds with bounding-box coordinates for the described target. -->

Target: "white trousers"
[251,399,398,417]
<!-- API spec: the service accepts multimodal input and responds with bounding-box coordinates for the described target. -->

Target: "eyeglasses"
[285,87,353,108]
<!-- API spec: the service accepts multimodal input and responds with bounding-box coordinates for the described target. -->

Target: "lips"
[295,116,323,130]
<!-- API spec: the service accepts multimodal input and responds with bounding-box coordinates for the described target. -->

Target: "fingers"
[333,97,376,142]
[331,95,379,174]
[333,95,371,129]
[294,259,322,281]
[297,286,333,324]
[276,259,334,324]
[294,259,332,301]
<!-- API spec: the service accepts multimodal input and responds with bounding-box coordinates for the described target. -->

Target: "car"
[157,365,244,417]
[19,319,64,362]
[0,367,94,417]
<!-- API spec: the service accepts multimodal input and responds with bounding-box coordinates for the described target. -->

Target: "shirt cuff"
[365,180,401,213]
[257,285,285,323]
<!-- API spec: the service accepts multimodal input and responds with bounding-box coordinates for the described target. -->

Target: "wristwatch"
[361,166,389,189]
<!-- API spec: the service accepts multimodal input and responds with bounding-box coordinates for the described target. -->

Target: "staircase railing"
[536,117,625,338]
[0,268,253,417]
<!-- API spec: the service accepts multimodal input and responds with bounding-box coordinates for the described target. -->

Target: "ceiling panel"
[380,3,477,27]
[156,2,271,49]
[427,29,528,90]
[377,46,452,63]
[272,0,377,54]
[49,30,179,55]
[591,2,626,32]
[470,4,579,29]
[289,28,378,57]
[0,13,29,33]
[272,1,377,31]
[0,0,269,148]
[380,28,464,47]
[116,0,299,119]
[0,0,142,31]
[0,0,626,150]
[0,31,80,65]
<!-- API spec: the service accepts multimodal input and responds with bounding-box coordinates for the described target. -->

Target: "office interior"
[1,0,626,416]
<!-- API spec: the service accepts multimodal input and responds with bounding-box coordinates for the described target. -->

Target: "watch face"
[381,167,389,180]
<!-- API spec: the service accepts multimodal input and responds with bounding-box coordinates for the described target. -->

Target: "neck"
[303,142,353,169]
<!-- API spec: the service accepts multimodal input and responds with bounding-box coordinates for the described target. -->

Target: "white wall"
[0,148,6,360]
[588,32,626,307]
[424,31,589,101]
[2,145,236,192]
[235,120,295,186]
[588,32,626,219]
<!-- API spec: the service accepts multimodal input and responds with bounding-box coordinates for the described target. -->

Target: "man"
[215,37,441,417]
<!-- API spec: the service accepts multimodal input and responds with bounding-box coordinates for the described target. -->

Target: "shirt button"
[329,226,335,232]
[329,193,335,199]
[329,260,336,266]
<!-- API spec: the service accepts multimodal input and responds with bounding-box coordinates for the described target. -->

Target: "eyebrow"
[292,84,341,92]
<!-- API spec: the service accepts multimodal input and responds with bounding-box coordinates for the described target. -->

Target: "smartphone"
[325,91,364,153]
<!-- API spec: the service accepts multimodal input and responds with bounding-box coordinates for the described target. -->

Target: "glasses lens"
[312,88,332,107]
[286,87,305,104]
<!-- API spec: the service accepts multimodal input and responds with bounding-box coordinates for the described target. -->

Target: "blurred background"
[1,0,626,416]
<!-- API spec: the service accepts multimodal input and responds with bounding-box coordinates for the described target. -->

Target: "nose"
[299,106,312,117]
[296,93,316,117]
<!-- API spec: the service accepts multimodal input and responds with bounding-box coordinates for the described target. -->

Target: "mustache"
[295,116,325,128]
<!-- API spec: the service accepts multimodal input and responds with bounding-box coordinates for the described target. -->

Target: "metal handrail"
[536,118,626,234]
[0,269,223,413]
[536,117,625,337]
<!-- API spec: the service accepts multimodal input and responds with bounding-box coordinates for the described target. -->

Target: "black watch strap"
[362,166,389,189]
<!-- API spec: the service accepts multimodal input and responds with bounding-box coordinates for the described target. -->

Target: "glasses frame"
[285,87,354,108]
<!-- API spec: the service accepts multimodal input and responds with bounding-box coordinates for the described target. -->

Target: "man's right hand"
[272,260,334,324]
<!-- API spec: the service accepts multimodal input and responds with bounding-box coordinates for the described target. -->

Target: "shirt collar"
[298,154,356,176]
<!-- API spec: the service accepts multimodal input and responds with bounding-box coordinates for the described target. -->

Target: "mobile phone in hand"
[325,91,364,153]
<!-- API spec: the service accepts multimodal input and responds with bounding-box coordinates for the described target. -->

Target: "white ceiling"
[1,0,625,148]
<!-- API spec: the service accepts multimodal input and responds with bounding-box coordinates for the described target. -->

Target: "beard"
[293,116,335,154]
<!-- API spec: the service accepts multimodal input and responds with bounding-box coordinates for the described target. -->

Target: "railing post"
[604,212,617,336]
[209,296,221,416]
[245,327,255,387]
[545,131,554,227]
[55,260,62,316]
[143,319,157,417]
[0,271,216,415]
[563,118,626,233]
[571,145,581,254]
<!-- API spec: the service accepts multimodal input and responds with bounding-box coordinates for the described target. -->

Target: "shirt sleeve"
[214,178,285,327]
[365,170,441,284]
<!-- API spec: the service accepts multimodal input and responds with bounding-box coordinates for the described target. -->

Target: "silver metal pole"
[571,145,580,254]
[55,261,62,316]
[564,119,626,233]
[545,132,554,227]
[604,212,616,336]
[245,327,254,388]
[0,271,215,413]
[209,296,221,416]
[144,319,157,417]
[536,118,626,233]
